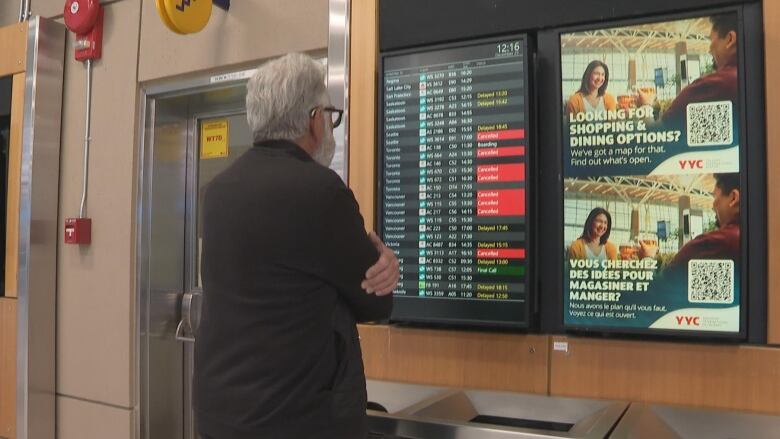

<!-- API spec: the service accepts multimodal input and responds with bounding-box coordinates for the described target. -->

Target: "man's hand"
[361,232,400,296]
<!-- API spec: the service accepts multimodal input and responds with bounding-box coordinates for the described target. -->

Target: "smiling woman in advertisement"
[568,207,619,261]
[566,60,618,116]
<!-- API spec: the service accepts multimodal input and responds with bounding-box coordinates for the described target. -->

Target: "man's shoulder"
[687,66,737,93]
[287,162,353,212]
[226,148,342,184]
[715,63,738,79]
[307,161,344,185]
[296,163,347,202]
[698,225,739,242]
[679,226,739,255]
[684,230,721,248]
[203,151,346,210]
[668,225,740,270]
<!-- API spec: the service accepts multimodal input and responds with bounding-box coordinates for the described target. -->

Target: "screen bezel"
[548,6,762,340]
[377,33,535,329]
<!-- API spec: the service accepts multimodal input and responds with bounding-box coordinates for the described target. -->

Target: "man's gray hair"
[246,53,328,143]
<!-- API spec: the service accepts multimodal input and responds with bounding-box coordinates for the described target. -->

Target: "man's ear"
[726,30,738,49]
[308,109,324,146]
[309,109,320,137]
[729,189,740,208]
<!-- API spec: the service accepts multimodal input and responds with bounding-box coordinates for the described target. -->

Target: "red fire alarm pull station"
[64,0,104,61]
[64,0,105,245]
[65,218,91,245]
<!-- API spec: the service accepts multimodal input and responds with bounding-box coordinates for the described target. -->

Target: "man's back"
[194,140,392,439]
[667,222,740,272]
[662,63,738,125]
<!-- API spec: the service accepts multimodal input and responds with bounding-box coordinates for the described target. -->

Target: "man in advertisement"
[638,14,738,126]
[641,173,740,272]
[194,53,399,439]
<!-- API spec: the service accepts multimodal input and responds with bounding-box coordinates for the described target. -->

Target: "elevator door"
[183,110,254,438]
[139,82,252,439]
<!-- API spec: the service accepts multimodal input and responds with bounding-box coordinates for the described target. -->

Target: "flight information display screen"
[379,36,532,327]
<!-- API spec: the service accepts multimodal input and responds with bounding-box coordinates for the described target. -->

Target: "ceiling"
[561,17,712,53]
[564,174,716,210]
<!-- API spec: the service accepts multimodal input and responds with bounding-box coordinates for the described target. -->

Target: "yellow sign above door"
[200,119,229,159]
[156,0,212,34]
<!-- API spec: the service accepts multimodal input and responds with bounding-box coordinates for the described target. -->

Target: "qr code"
[688,259,734,304]
[686,101,733,147]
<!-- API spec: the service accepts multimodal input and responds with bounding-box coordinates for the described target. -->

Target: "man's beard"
[313,118,336,167]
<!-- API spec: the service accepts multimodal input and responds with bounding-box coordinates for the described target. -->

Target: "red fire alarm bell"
[64,0,104,61]
[64,218,91,245]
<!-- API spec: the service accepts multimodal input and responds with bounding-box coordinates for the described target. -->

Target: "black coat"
[194,140,392,439]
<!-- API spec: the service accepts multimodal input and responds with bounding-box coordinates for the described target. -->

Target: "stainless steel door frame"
[328,0,350,181]
[15,18,65,439]
[137,91,189,439]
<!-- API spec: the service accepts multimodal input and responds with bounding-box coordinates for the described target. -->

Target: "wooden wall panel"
[359,324,390,380]
[5,73,24,298]
[360,325,549,394]
[0,297,16,439]
[765,0,780,345]
[0,22,26,77]
[550,336,780,414]
[348,0,378,229]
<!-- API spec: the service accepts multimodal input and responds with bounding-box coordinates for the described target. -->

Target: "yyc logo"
[176,0,197,12]
[678,159,704,170]
[675,316,700,326]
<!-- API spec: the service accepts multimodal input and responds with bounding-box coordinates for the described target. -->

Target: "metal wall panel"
[328,0,350,181]
[16,17,65,439]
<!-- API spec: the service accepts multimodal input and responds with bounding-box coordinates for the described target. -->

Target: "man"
[668,172,740,270]
[194,53,399,439]
[640,173,740,271]
[639,14,738,126]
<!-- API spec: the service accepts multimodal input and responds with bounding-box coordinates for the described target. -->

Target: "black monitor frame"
[536,4,767,343]
[376,34,536,330]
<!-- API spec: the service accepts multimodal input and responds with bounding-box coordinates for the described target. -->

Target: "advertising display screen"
[560,13,746,335]
[379,36,531,327]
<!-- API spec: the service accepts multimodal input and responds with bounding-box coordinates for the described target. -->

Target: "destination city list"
[382,42,528,304]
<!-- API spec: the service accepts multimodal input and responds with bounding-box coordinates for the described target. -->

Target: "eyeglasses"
[310,106,344,128]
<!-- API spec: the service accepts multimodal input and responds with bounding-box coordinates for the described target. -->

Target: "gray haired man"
[194,53,399,439]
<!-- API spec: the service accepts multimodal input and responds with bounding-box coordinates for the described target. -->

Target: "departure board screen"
[379,36,532,327]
